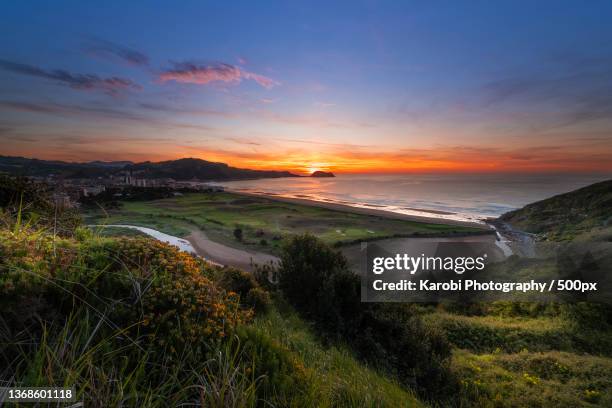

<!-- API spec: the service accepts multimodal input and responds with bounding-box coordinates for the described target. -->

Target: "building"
[82,185,106,197]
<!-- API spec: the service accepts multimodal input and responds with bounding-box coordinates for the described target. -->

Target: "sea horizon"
[215,172,612,223]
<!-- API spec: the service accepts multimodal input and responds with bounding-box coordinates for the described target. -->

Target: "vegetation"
[0,175,81,236]
[416,301,612,407]
[0,177,425,406]
[500,179,612,240]
[277,234,456,399]
[2,175,611,407]
[84,191,482,253]
[0,155,297,180]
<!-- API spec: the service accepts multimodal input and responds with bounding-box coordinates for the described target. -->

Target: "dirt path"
[186,230,279,272]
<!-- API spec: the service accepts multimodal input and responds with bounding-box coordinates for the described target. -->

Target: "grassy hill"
[0,227,423,407]
[500,179,612,240]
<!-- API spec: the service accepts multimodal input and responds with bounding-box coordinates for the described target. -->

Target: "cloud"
[83,38,149,66]
[138,102,237,117]
[479,53,612,130]
[255,110,375,128]
[314,102,337,108]
[0,100,214,131]
[224,137,261,146]
[0,59,141,96]
[158,61,279,88]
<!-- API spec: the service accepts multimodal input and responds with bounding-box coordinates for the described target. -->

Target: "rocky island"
[310,170,335,177]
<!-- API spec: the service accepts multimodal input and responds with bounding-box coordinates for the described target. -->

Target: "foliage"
[245,287,272,314]
[217,267,258,298]
[0,230,250,363]
[277,234,456,398]
[234,227,243,241]
[0,175,81,236]
[452,349,612,407]
[216,267,272,314]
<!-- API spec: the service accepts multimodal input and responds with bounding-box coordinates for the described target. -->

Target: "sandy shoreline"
[228,189,491,230]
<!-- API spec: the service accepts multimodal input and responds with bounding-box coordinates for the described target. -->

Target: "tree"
[233,227,243,242]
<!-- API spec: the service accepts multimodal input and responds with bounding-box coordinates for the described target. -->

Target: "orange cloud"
[3,130,611,174]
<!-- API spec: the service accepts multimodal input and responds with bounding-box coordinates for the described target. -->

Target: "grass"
[500,179,612,241]
[0,223,424,407]
[423,310,612,355]
[251,296,423,407]
[417,305,612,406]
[83,191,483,253]
[453,349,612,407]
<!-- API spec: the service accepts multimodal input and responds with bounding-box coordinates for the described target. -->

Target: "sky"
[1,0,612,174]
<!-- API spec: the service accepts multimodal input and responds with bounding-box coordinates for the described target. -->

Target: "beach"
[229,189,491,230]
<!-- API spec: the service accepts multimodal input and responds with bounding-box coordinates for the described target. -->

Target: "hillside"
[0,155,125,178]
[0,155,298,181]
[126,157,297,180]
[499,179,612,240]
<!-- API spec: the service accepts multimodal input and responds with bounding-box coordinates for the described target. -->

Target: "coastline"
[227,189,491,230]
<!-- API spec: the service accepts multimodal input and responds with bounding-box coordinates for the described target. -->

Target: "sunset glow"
[1,1,611,173]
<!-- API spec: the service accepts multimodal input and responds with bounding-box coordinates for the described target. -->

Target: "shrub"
[1,228,336,406]
[233,227,243,242]
[278,234,347,316]
[0,232,250,359]
[245,287,272,314]
[252,262,279,290]
[217,267,258,299]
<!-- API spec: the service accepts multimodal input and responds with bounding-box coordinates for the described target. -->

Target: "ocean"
[215,173,612,224]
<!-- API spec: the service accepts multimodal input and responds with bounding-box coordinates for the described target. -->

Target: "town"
[27,170,225,209]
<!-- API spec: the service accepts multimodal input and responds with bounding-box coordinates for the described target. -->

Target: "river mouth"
[89,225,197,254]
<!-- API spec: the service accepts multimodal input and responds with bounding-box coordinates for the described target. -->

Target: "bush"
[246,287,272,314]
[0,228,323,406]
[233,227,243,242]
[278,234,347,316]
[0,232,250,359]
[217,267,258,298]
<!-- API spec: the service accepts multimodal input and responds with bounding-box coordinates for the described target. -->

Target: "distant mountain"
[310,171,335,177]
[125,158,298,181]
[0,156,118,178]
[0,155,298,181]
[87,160,134,168]
[499,179,612,240]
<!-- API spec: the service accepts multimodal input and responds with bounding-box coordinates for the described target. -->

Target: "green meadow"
[84,192,482,252]
[420,305,612,407]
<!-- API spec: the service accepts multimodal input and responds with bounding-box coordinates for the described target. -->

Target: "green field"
[420,307,612,406]
[84,192,482,252]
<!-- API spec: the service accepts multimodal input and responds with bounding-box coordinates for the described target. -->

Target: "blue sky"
[1,0,611,173]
